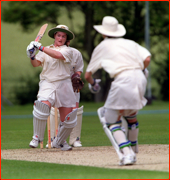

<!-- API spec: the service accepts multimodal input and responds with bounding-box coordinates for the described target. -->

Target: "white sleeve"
[74,50,84,73]
[60,46,73,63]
[35,50,45,63]
[86,44,103,74]
[136,43,151,61]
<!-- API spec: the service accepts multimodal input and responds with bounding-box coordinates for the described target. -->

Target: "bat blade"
[35,23,48,42]
[29,23,48,54]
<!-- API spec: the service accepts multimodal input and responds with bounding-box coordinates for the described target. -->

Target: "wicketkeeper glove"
[26,41,38,60]
[88,79,101,94]
[71,73,84,93]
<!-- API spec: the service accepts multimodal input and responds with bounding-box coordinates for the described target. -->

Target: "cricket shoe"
[121,154,136,165]
[52,140,72,151]
[29,139,39,148]
[72,140,82,147]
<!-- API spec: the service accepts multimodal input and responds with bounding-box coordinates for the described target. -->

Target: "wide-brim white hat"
[48,25,75,40]
[93,16,126,37]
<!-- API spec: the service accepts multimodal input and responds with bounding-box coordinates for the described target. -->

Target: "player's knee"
[127,122,139,132]
[33,100,50,120]
[108,120,122,132]
[124,113,139,131]
[63,108,78,128]
[124,113,137,124]
[105,108,119,124]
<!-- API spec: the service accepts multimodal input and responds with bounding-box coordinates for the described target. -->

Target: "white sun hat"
[93,16,126,37]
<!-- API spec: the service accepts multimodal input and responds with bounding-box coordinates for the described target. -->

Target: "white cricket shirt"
[86,37,151,78]
[36,44,73,82]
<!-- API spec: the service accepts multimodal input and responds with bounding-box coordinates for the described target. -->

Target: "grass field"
[1,159,168,179]
[1,101,169,179]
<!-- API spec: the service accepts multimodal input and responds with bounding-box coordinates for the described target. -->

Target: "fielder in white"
[85,16,151,165]
[48,46,84,148]
[26,25,78,151]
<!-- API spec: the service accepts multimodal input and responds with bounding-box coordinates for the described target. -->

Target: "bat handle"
[35,35,42,42]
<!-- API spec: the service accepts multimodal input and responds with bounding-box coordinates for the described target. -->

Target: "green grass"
[1,159,169,179]
[1,101,169,179]
[1,101,169,149]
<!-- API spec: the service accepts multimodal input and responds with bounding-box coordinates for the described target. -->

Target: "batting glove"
[33,41,44,51]
[26,41,37,60]
[88,79,101,94]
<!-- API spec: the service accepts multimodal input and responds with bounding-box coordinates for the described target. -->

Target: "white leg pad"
[54,108,78,146]
[33,100,50,120]
[32,100,50,142]
[33,117,47,142]
[97,107,124,161]
[69,106,83,145]
[103,124,124,161]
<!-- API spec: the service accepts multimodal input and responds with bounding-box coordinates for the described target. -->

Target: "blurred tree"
[14,71,40,105]
[153,53,169,101]
[2,1,169,102]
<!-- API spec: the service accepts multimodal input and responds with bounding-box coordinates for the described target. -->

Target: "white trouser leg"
[69,106,83,145]
[124,114,139,153]
[127,122,139,153]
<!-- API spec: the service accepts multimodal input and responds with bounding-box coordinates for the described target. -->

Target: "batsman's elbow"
[144,56,151,69]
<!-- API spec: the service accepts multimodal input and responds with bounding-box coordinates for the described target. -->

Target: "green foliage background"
[1,1,169,104]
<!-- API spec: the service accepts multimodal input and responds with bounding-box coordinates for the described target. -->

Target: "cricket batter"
[26,25,78,151]
[85,16,151,165]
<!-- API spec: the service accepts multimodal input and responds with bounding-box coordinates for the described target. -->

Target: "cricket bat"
[40,141,43,149]
[29,23,48,54]
[47,116,51,149]
[34,23,48,42]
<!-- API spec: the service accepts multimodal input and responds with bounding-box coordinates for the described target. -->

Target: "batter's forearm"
[76,71,82,76]
[30,59,41,67]
[85,72,94,85]
[43,47,65,60]
[33,42,65,60]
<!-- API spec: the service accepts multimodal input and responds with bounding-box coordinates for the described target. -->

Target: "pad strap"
[128,122,139,130]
